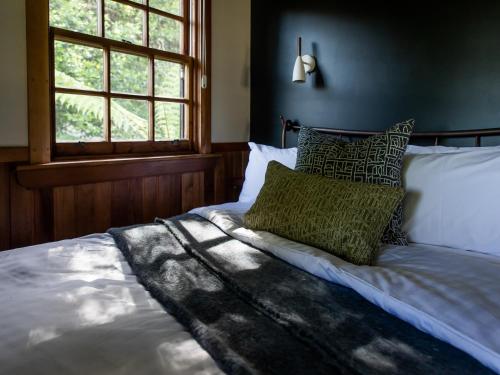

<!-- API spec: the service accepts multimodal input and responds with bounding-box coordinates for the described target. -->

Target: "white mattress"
[0,234,222,375]
[192,202,500,374]
[1,202,499,374]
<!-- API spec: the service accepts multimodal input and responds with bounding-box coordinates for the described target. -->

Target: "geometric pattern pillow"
[245,161,405,265]
[295,120,414,245]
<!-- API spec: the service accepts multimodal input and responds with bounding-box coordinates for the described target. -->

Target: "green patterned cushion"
[244,161,405,266]
[295,120,414,245]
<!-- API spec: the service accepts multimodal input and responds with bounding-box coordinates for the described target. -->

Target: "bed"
[1,120,500,375]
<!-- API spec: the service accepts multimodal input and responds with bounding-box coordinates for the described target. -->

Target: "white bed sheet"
[0,234,222,375]
[192,202,500,374]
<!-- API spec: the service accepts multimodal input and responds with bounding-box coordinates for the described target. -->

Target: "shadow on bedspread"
[109,214,494,375]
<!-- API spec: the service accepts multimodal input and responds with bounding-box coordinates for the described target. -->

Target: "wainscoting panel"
[0,155,224,251]
[0,146,249,251]
[0,165,10,250]
[9,171,46,248]
[213,143,250,202]
[49,173,208,242]
[157,175,183,220]
[53,185,77,240]
[181,172,205,213]
[50,175,187,240]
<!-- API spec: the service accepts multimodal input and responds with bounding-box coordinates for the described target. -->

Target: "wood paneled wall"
[213,143,249,202]
[1,161,214,251]
[0,165,11,250]
[50,173,204,240]
[0,144,249,251]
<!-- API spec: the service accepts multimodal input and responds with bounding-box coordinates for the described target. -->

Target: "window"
[44,0,205,158]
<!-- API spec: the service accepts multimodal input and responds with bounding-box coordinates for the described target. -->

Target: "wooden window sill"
[17,153,222,189]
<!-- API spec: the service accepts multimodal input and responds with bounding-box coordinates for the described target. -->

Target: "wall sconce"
[292,37,317,83]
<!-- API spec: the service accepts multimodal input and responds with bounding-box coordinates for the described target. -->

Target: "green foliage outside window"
[50,0,184,143]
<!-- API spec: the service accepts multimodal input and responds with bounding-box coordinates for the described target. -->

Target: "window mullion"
[98,0,105,38]
[147,1,154,142]
[53,27,191,64]
[149,55,155,142]
[144,0,149,47]
[183,0,190,55]
[104,46,111,142]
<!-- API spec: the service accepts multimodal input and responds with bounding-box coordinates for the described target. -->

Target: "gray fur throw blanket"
[108,214,493,375]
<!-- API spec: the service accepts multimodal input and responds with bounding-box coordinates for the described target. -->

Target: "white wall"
[0,0,28,146]
[211,0,251,142]
[0,0,250,147]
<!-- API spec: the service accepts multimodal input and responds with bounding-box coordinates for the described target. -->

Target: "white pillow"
[239,142,297,203]
[403,151,500,256]
[406,144,500,154]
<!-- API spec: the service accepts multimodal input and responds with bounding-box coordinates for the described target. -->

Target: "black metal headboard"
[280,115,500,149]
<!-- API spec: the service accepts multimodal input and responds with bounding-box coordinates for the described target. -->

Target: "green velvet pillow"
[244,161,405,265]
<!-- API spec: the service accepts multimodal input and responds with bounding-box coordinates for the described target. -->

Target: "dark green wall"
[251,0,500,146]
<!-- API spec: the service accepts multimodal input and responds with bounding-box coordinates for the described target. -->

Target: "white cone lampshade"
[293,55,306,83]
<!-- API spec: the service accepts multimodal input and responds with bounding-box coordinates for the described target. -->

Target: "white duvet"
[1,202,499,374]
[0,234,221,375]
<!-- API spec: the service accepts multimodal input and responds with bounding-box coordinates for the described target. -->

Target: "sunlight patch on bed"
[353,337,424,371]
[233,227,262,240]
[27,326,61,348]
[353,346,397,371]
[77,288,136,326]
[197,279,223,293]
[180,219,227,243]
[162,262,222,293]
[57,286,137,327]
[157,338,214,372]
[196,209,243,233]
[227,313,248,324]
[47,246,66,255]
[281,311,306,325]
[125,225,162,240]
[208,245,261,271]
[162,260,183,285]
[48,243,126,282]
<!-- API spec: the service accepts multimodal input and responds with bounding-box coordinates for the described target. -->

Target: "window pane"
[155,102,184,140]
[55,94,105,142]
[50,0,98,35]
[106,1,144,45]
[111,52,148,95]
[155,60,184,98]
[150,0,182,16]
[111,99,149,141]
[149,14,182,53]
[55,41,104,91]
